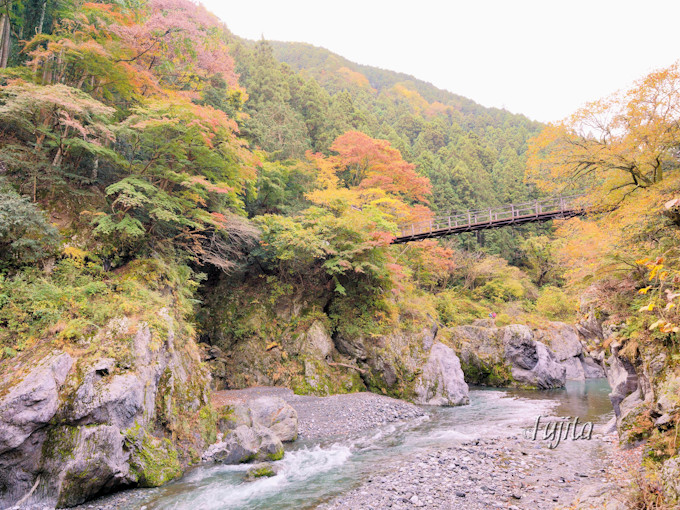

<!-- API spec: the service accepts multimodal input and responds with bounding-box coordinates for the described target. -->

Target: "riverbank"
[211,387,426,440]
[72,382,622,510]
[318,433,623,510]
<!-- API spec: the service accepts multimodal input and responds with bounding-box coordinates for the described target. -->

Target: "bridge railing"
[398,195,585,238]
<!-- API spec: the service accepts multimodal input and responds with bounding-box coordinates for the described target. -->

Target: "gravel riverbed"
[317,434,623,510]
[212,387,426,440]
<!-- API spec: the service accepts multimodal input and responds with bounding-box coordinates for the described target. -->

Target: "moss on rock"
[125,424,182,487]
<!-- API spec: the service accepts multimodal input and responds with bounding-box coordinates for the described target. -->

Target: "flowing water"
[122,380,613,510]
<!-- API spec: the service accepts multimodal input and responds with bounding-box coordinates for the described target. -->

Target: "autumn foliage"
[327,130,431,203]
[527,62,680,206]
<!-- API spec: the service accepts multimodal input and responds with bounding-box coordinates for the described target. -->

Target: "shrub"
[535,286,576,321]
[474,276,525,303]
[0,190,59,270]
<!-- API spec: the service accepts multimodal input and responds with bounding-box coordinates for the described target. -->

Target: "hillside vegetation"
[0,0,557,369]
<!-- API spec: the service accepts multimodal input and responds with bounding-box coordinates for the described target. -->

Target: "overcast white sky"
[201,0,680,123]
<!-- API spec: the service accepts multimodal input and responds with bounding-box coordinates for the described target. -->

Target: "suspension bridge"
[393,195,585,244]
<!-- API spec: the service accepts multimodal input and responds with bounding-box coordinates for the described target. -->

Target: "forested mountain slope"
[229,37,548,260]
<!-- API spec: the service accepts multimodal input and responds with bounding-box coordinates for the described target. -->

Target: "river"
[111,380,613,510]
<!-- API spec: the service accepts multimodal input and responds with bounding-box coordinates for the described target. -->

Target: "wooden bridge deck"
[393,195,585,244]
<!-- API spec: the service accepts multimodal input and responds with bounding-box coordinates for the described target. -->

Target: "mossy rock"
[267,448,284,461]
[460,357,513,387]
[245,464,276,481]
[125,425,182,487]
[619,405,655,444]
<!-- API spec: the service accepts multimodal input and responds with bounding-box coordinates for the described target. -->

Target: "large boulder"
[0,352,73,454]
[414,343,469,406]
[538,322,583,360]
[201,424,284,464]
[448,321,606,387]
[337,326,436,400]
[605,344,639,421]
[572,483,627,510]
[535,322,605,380]
[0,352,73,506]
[248,397,298,442]
[662,456,680,504]
[202,425,258,464]
[581,355,606,379]
[299,321,334,360]
[502,325,566,389]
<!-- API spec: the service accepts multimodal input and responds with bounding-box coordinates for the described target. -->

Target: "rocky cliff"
[444,320,604,389]
[576,306,680,504]
[199,274,471,406]
[0,310,211,508]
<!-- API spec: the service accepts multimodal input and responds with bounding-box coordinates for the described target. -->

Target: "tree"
[93,99,257,270]
[247,102,309,159]
[0,1,10,68]
[113,0,240,94]
[0,82,116,201]
[327,131,431,203]
[527,62,680,205]
[520,235,564,287]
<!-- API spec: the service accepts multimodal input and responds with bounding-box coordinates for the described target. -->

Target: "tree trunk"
[91,157,99,181]
[0,11,11,68]
[37,0,46,35]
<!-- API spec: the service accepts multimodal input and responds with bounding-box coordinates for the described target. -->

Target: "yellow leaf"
[639,303,655,312]
[649,265,662,280]
[638,287,651,295]
[265,342,280,351]
[649,320,664,331]
[636,258,650,265]
[660,272,669,280]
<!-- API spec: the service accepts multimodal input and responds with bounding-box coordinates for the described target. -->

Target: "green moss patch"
[125,424,182,487]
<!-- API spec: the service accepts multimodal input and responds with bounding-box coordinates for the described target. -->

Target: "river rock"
[573,482,627,509]
[253,424,284,459]
[503,325,566,389]
[202,424,284,463]
[249,397,298,442]
[202,425,258,463]
[661,456,680,503]
[448,323,567,388]
[535,322,605,380]
[414,343,470,406]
